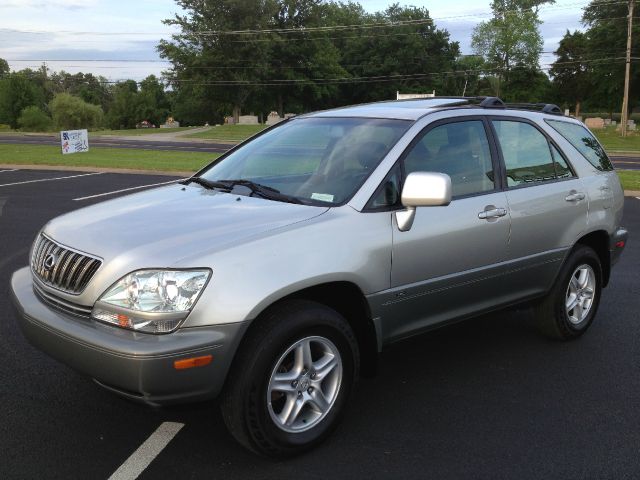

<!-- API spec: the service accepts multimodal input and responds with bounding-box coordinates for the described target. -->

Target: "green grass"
[91,127,197,136]
[0,144,218,172]
[617,170,640,191]
[186,124,267,142]
[594,126,640,152]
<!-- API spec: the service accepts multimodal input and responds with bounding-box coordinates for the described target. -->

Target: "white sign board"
[60,129,89,155]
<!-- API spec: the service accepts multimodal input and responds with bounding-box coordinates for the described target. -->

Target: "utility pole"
[621,0,634,137]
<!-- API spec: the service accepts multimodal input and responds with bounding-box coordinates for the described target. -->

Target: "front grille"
[33,283,92,319]
[31,234,102,294]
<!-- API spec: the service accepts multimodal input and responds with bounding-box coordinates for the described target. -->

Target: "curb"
[625,190,640,197]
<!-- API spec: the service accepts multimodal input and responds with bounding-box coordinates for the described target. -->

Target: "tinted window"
[551,143,574,179]
[546,120,614,171]
[403,120,495,197]
[493,120,557,186]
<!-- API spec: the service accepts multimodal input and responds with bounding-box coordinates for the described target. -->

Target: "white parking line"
[108,422,184,480]
[73,179,181,201]
[0,169,19,173]
[0,171,103,188]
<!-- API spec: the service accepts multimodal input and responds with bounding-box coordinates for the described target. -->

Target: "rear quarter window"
[546,120,614,171]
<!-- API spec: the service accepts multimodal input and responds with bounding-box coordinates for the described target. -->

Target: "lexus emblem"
[44,253,57,271]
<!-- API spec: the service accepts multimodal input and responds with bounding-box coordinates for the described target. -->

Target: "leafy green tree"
[137,75,171,125]
[502,64,552,101]
[0,73,46,129]
[159,0,276,122]
[0,58,9,78]
[549,30,590,116]
[18,106,52,131]
[471,0,554,95]
[49,93,104,130]
[105,80,140,129]
[329,4,459,104]
[581,0,639,115]
[49,71,112,111]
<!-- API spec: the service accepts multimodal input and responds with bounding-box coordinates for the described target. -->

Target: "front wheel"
[534,245,603,340]
[221,300,359,457]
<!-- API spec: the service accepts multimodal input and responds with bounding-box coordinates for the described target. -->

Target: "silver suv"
[11,97,628,456]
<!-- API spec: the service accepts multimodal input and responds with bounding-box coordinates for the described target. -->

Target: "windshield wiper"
[184,177,303,204]
[181,177,230,190]
[216,179,304,204]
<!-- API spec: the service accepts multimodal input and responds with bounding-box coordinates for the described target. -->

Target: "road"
[0,168,639,479]
[0,134,231,154]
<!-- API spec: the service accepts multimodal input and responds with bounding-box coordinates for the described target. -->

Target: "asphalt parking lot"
[0,168,639,479]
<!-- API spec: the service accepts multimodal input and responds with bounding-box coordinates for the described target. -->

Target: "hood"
[44,183,328,267]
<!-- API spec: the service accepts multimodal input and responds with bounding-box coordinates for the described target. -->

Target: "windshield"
[199,117,411,205]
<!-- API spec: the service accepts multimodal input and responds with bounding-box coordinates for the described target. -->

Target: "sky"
[0,0,587,83]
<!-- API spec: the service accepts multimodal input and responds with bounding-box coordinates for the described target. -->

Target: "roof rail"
[478,97,506,108]
[503,102,564,116]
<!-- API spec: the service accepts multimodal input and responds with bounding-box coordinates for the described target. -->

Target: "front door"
[382,118,511,341]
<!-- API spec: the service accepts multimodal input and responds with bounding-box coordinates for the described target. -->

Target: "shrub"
[18,106,52,131]
[49,93,103,130]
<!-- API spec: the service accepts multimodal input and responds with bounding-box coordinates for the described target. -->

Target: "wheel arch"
[242,281,379,378]
[574,229,610,287]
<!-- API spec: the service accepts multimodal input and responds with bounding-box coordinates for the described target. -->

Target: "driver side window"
[403,120,496,198]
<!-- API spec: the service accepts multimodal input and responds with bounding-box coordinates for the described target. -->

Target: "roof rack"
[503,102,564,115]
[422,96,564,115]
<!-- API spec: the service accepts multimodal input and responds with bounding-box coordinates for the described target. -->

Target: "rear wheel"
[221,299,359,457]
[534,245,602,340]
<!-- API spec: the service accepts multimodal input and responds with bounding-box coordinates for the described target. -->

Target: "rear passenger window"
[551,144,574,179]
[546,119,614,171]
[493,120,565,187]
[403,120,495,197]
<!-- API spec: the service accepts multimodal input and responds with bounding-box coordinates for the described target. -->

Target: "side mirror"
[396,172,452,231]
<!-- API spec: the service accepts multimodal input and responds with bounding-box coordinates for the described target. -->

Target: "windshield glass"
[199,117,411,205]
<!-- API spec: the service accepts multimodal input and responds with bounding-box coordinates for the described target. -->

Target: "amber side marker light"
[174,355,213,370]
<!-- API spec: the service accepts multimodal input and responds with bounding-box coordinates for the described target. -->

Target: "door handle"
[478,207,507,220]
[565,192,585,202]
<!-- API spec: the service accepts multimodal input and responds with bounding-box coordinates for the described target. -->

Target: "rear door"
[489,118,588,298]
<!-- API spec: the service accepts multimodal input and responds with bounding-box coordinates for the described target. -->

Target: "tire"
[220,299,359,457]
[534,245,603,340]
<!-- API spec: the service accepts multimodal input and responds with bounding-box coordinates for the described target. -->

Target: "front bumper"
[11,266,246,406]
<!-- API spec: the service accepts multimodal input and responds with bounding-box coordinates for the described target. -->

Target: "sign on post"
[60,129,89,155]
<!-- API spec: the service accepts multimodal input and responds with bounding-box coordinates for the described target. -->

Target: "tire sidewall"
[242,303,358,455]
[554,247,602,335]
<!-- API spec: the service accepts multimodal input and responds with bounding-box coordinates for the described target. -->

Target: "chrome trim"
[30,234,102,294]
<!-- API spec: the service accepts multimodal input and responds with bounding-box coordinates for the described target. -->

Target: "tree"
[471,0,554,96]
[0,58,9,78]
[549,30,590,116]
[18,106,52,132]
[0,73,46,129]
[137,75,171,125]
[159,0,276,123]
[49,93,104,130]
[581,0,640,115]
[105,80,140,129]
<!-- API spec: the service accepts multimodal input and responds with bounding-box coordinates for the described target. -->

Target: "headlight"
[92,269,211,334]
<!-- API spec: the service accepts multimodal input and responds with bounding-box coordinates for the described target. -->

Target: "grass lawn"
[0,144,217,172]
[186,124,267,142]
[618,170,640,191]
[594,127,640,152]
[91,127,198,136]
